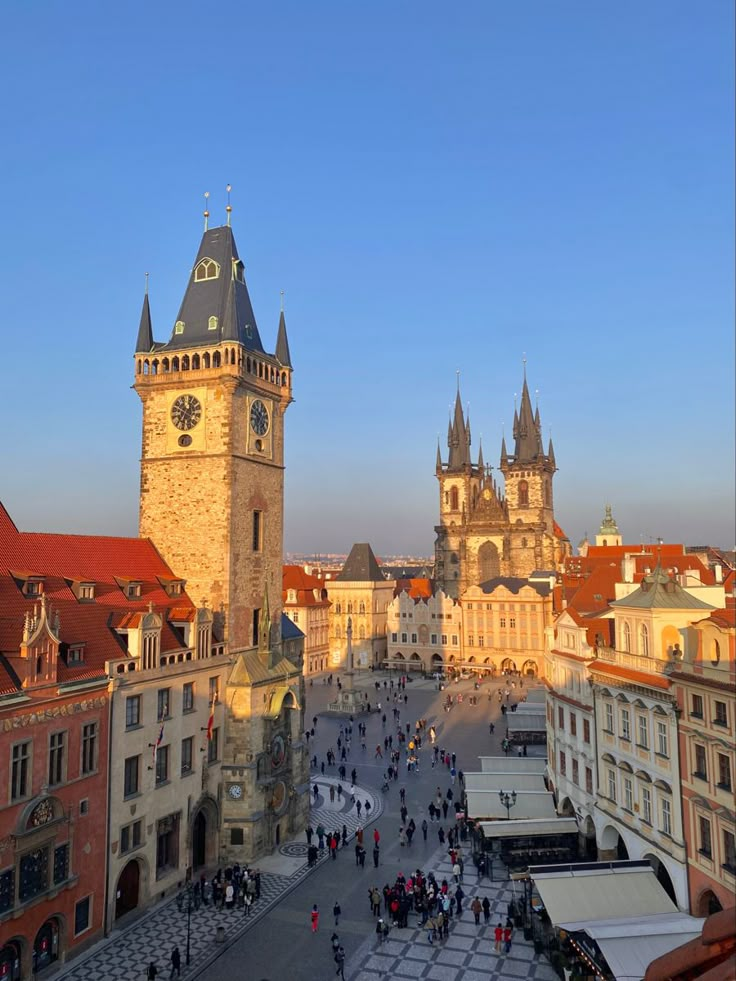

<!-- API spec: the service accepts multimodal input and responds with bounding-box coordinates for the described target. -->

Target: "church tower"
[500,372,558,573]
[134,221,292,651]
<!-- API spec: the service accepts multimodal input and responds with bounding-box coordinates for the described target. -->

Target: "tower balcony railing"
[594,645,673,676]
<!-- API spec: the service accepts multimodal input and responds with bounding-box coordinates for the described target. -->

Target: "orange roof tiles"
[590,660,671,690]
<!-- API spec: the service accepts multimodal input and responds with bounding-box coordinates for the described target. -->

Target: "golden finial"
[226,184,232,226]
[203,191,210,231]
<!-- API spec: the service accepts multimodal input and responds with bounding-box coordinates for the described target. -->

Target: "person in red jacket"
[494,923,503,952]
[373,828,380,845]
[311,904,320,932]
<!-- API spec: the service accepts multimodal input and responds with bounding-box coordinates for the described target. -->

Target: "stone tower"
[134,219,309,859]
[134,222,293,651]
[434,371,559,597]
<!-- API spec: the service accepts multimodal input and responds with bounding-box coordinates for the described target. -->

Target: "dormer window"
[167,581,182,597]
[208,316,218,331]
[79,583,95,601]
[24,580,43,597]
[68,644,85,665]
[127,583,142,599]
[233,259,245,283]
[174,321,185,335]
[194,258,220,282]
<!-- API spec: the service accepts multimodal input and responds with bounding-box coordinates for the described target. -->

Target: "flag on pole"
[206,695,216,741]
[152,720,165,767]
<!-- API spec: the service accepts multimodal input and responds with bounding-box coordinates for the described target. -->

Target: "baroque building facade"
[282,566,331,676]
[327,544,394,670]
[133,217,309,862]
[434,375,565,599]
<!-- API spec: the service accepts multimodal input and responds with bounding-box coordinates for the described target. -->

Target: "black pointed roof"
[135,293,154,353]
[447,390,471,471]
[336,543,384,582]
[160,225,266,353]
[275,310,292,368]
[512,378,544,463]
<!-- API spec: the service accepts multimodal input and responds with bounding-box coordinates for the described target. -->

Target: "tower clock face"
[250,399,269,436]
[171,394,202,431]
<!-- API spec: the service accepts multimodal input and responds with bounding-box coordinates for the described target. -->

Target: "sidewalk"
[52,775,382,981]
[344,843,557,981]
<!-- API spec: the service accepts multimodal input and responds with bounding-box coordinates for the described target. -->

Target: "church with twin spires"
[434,374,568,598]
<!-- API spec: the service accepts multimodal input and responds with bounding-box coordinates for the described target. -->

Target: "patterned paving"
[53,775,382,981]
[345,844,558,981]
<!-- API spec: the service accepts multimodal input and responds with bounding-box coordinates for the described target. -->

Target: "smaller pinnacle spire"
[436,439,442,473]
[275,302,292,368]
[203,191,210,232]
[477,438,484,471]
[226,184,232,226]
[135,288,154,353]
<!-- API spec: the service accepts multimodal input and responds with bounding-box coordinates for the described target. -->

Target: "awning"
[507,716,546,732]
[532,864,677,927]
[465,771,547,792]
[569,914,704,981]
[479,756,547,773]
[480,817,578,839]
[466,789,557,820]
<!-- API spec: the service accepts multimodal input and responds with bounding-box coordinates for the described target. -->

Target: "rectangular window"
[500,617,506,628]
[468,635,474,647]
[74,896,91,936]
[0,869,14,915]
[208,676,219,703]
[11,741,31,801]
[19,846,48,902]
[252,510,262,552]
[81,723,97,775]
[207,728,220,764]
[156,813,180,878]
[124,755,140,798]
[621,709,631,741]
[638,715,649,749]
[252,608,260,647]
[570,712,577,737]
[182,683,194,713]
[157,688,171,721]
[661,797,672,835]
[558,706,565,730]
[691,693,703,718]
[411,633,417,644]
[155,745,169,786]
[714,701,728,727]
[585,767,593,795]
[624,777,633,812]
[125,695,141,729]
[607,768,616,802]
[656,721,669,757]
[572,758,579,785]
[48,731,66,787]
[391,633,397,643]
[181,737,193,776]
[451,635,458,645]
[53,843,69,884]
[695,744,707,779]
[120,819,143,854]
[723,830,736,872]
[717,753,732,790]
[441,634,447,645]
[430,634,437,645]
[583,719,591,744]
[401,633,407,643]
[559,750,566,775]
[642,786,652,824]
[509,617,516,628]
[699,816,712,857]
[605,703,614,733]
[478,635,484,647]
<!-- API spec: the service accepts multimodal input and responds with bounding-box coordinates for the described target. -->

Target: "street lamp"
[499,789,517,820]
[176,877,200,965]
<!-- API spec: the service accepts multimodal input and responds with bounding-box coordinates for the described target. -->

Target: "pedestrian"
[356,800,362,818]
[335,944,346,979]
[169,948,180,981]
[455,884,465,916]
[489,722,495,734]
[376,917,385,944]
[333,900,341,926]
[147,963,158,981]
[373,828,380,846]
[306,825,313,844]
[438,827,445,844]
[471,897,482,925]
[504,924,513,952]
[311,904,320,933]
[421,818,428,840]
[358,846,366,868]
[494,922,503,952]
[331,932,340,955]
[373,845,380,868]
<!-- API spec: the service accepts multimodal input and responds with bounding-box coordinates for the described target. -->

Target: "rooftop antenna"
[203,191,210,231]
[144,271,149,295]
[226,184,232,226]
[280,289,285,312]
[522,352,527,381]
[456,368,460,393]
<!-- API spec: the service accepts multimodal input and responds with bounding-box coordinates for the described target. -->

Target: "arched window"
[347,602,353,615]
[208,316,218,331]
[359,602,365,615]
[172,356,180,372]
[450,487,459,511]
[192,354,200,370]
[622,622,631,653]
[335,625,341,640]
[478,541,500,583]
[518,480,529,508]
[639,624,650,657]
[203,352,211,368]
[194,258,219,281]
[359,626,366,640]
[212,351,221,368]
[335,602,341,614]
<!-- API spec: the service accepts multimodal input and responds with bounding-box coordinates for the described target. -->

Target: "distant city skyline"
[1,3,733,555]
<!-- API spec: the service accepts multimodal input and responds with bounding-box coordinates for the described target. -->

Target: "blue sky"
[1,1,733,555]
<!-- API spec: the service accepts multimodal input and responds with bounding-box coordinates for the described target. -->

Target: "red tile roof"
[282,565,329,608]
[394,578,434,601]
[0,502,196,693]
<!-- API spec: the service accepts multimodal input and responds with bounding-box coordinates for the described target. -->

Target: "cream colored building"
[105,608,231,929]
[328,544,394,669]
[385,582,461,673]
[282,565,330,675]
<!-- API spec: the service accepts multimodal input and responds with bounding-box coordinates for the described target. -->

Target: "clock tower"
[134,216,309,860]
[134,220,293,651]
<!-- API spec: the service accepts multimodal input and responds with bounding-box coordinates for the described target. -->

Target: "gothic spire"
[547,436,556,469]
[447,388,471,470]
[436,439,443,474]
[477,439,484,472]
[513,377,542,463]
[275,308,292,368]
[135,291,154,353]
[500,434,509,468]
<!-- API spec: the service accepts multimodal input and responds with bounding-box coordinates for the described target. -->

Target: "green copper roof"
[611,567,715,611]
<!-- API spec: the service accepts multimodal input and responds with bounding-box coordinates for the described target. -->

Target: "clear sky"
[1,1,733,556]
